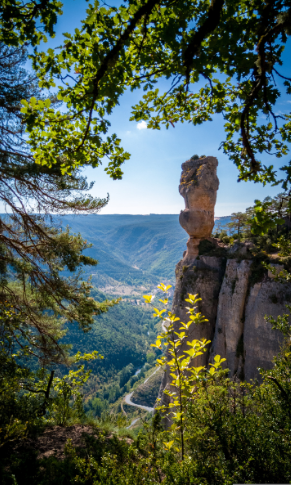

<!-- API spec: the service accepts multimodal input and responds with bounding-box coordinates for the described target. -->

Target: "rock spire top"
[179,155,219,260]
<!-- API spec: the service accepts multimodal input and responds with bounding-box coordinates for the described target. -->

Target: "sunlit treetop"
[13,0,291,184]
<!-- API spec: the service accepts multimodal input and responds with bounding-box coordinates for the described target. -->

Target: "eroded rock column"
[179,156,219,261]
[157,156,220,420]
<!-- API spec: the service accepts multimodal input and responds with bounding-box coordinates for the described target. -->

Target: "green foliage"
[266,303,291,337]
[0,320,102,446]
[227,212,249,240]
[273,234,291,257]
[250,199,285,236]
[222,235,231,244]
[219,229,227,237]
[1,2,291,480]
[0,0,63,46]
[146,352,156,365]
[0,0,287,186]
[214,193,291,265]
[85,397,106,418]
[0,44,118,383]
[0,302,48,446]
[198,238,227,258]
[4,291,291,484]
[58,294,162,414]
[119,363,134,388]
[48,351,102,426]
[147,288,291,483]
[148,287,225,460]
[198,239,216,255]
[63,297,156,378]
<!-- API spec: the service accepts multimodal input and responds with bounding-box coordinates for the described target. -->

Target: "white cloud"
[137,120,147,130]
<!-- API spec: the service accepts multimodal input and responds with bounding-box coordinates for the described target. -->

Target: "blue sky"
[37,0,291,216]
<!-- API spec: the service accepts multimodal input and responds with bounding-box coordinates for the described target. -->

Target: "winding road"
[124,359,164,428]
[124,392,154,413]
[124,367,161,428]
[124,321,168,428]
[124,366,160,412]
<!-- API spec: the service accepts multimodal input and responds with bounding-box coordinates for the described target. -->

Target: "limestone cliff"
[159,155,291,404]
[173,246,290,381]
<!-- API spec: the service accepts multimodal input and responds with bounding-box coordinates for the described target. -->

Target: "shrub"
[146,352,156,365]
[222,235,231,244]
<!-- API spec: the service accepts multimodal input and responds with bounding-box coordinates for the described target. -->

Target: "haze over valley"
[58,214,230,297]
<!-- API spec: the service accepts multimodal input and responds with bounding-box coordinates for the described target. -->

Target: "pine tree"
[0,44,116,367]
[227,212,249,240]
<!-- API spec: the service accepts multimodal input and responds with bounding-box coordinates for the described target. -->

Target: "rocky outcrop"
[179,156,219,261]
[172,255,226,367]
[243,279,290,381]
[159,155,291,408]
[167,244,290,387]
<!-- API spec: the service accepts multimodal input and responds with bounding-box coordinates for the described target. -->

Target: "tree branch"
[183,0,225,82]
[76,0,161,152]
[239,1,291,178]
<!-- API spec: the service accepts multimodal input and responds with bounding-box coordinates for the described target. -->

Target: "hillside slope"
[56,214,228,294]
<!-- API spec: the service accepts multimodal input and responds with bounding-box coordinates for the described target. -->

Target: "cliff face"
[160,156,290,401]
[173,251,289,381]
[172,255,225,367]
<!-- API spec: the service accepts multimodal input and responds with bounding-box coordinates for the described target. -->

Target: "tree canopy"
[0,0,62,46]
[6,0,289,188]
